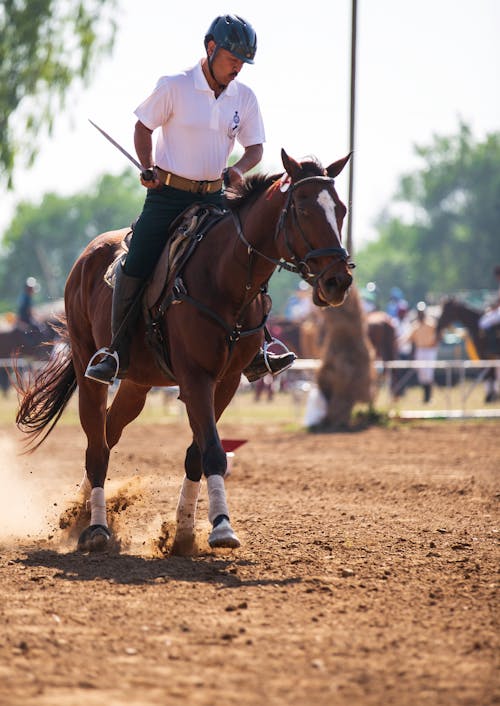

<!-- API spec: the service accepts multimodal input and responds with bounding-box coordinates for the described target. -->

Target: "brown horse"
[437,297,500,402]
[437,297,500,356]
[0,323,57,361]
[0,321,59,395]
[16,150,354,554]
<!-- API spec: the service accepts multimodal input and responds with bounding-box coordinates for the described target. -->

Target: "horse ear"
[281,149,302,181]
[326,153,352,178]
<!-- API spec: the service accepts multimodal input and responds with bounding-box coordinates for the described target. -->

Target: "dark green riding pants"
[123,184,224,279]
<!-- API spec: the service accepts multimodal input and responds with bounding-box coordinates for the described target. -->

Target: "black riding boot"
[423,383,432,403]
[85,266,143,385]
[244,348,297,383]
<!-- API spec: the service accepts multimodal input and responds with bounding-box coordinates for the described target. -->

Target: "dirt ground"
[0,418,498,706]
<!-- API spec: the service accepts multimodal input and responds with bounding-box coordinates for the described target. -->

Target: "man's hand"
[223,166,244,188]
[140,166,160,189]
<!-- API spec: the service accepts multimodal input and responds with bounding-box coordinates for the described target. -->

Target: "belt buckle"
[197,180,209,194]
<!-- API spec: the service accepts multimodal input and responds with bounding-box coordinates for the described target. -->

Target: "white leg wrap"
[176,478,200,530]
[207,474,229,525]
[90,487,108,527]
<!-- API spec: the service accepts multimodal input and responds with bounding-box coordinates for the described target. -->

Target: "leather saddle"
[104,203,226,378]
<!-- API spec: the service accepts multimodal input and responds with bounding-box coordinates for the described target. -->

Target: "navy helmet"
[204,15,257,64]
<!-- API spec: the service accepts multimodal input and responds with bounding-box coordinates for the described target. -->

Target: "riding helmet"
[204,15,257,64]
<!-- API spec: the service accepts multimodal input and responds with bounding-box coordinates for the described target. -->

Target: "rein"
[232,175,355,285]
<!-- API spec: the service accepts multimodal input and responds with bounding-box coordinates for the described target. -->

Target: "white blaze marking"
[317,189,341,239]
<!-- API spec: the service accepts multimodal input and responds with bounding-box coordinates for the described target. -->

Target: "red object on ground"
[221,439,248,453]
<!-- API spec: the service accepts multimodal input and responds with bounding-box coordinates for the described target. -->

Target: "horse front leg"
[171,441,202,554]
[179,372,241,550]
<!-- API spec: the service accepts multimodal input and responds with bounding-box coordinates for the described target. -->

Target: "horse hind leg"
[105,379,150,449]
[77,487,111,552]
[74,377,113,552]
[79,381,151,551]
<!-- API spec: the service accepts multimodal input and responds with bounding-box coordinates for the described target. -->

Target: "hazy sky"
[2,0,499,250]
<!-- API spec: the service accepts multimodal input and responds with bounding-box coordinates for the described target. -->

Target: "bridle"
[232,175,355,286]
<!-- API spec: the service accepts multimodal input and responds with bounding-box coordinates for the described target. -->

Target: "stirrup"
[262,338,295,375]
[84,347,119,384]
[244,338,296,383]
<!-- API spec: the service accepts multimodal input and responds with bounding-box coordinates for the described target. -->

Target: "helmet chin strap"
[207,46,227,90]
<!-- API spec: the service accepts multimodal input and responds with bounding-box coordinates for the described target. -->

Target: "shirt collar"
[194,59,237,96]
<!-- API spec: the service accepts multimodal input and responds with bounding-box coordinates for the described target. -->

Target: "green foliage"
[0,169,143,309]
[356,123,500,307]
[268,269,298,315]
[0,0,117,186]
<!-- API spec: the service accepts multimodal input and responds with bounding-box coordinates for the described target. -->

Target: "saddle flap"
[145,203,225,310]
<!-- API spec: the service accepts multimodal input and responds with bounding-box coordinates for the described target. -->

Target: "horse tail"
[15,321,77,452]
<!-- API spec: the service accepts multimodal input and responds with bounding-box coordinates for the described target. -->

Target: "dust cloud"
[0,430,63,544]
[0,429,185,553]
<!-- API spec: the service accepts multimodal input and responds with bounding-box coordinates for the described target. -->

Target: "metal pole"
[346,0,358,255]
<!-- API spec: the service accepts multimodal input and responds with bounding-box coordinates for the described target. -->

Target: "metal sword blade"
[88,119,142,171]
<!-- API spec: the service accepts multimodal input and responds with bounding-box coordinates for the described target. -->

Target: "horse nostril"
[325,273,352,290]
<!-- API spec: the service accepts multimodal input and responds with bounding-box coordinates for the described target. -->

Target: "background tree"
[0,0,117,186]
[0,169,142,310]
[355,123,500,307]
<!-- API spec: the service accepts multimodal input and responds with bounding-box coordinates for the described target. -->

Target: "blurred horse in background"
[437,297,500,402]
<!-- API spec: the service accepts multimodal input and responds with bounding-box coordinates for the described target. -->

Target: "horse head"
[436,298,455,335]
[279,150,353,307]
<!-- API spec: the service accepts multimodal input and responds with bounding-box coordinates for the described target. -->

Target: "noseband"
[233,175,355,285]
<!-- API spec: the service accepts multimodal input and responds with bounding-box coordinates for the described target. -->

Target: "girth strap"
[173,287,269,344]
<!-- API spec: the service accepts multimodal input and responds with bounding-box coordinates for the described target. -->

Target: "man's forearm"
[134,121,154,169]
[234,144,263,174]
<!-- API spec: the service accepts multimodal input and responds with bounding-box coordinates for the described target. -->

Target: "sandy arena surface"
[0,419,498,706]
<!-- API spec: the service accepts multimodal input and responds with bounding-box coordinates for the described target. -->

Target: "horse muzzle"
[313,270,353,307]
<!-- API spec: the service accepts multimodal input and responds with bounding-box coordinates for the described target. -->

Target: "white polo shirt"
[134,60,265,181]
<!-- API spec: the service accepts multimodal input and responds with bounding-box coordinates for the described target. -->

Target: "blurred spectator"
[392,300,412,396]
[386,286,405,318]
[360,281,378,313]
[284,281,313,322]
[16,277,40,332]
[399,301,438,403]
[253,374,275,402]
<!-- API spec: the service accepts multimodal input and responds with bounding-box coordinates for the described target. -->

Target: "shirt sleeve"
[134,76,173,131]
[237,88,266,148]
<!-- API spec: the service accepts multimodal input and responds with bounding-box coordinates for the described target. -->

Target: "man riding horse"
[85,14,295,385]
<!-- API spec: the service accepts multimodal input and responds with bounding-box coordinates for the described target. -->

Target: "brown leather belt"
[156,166,223,194]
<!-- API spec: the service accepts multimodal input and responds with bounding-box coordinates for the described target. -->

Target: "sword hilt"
[141,167,158,182]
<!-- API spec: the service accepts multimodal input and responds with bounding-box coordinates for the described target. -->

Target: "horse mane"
[225,156,327,212]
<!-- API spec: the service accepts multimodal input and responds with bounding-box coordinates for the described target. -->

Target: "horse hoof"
[208,519,240,549]
[171,531,196,556]
[77,524,111,552]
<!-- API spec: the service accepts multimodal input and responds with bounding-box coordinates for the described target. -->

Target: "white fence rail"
[291,358,500,419]
[2,357,499,419]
